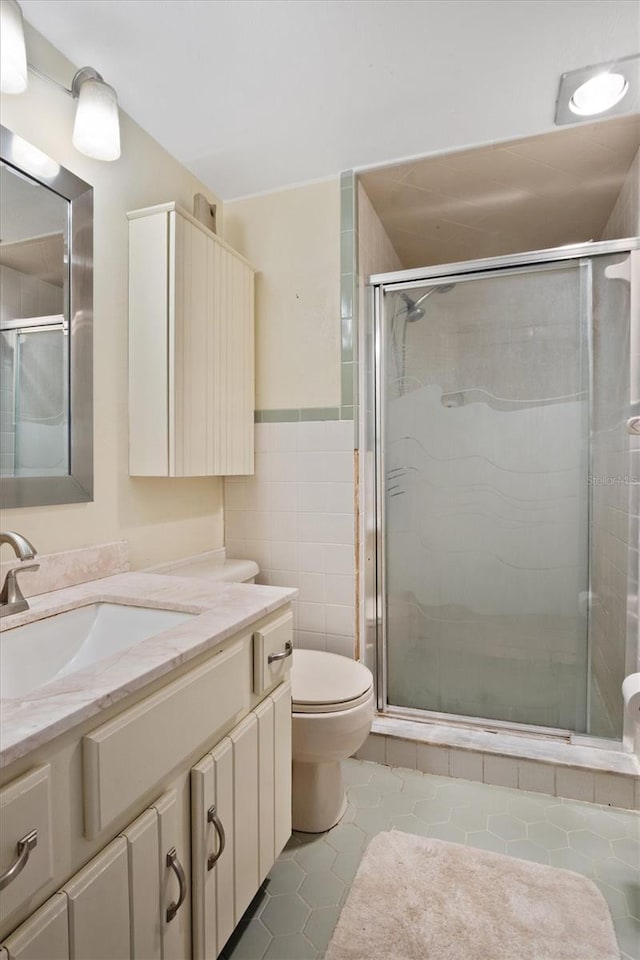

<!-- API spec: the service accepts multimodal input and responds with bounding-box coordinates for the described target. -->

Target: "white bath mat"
[325,830,620,960]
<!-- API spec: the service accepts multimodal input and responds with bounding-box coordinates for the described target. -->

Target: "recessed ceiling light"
[555,54,639,126]
[569,73,629,116]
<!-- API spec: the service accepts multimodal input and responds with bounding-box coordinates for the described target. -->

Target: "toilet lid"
[291,649,373,709]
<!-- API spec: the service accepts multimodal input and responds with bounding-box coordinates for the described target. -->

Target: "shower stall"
[365,239,639,745]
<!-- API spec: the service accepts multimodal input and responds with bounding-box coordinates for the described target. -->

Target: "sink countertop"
[0,572,296,769]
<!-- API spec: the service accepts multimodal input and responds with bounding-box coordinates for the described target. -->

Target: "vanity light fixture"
[0,0,121,161]
[0,0,28,94]
[555,54,639,125]
[71,68,121,162]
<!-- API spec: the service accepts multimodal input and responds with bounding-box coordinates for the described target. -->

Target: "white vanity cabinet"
[128,202,255,478]
[0,607,293,960]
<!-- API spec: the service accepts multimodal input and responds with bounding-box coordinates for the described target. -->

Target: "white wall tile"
[325,482,354,513]
[272,512,298,542]
[386,737,417,770]
[298,601,326,632]
[225,510,245,540]
[244,510,272,540]
[243,540,273,570]
[556,767,595,802]
[355,733,386,763]
[225,539,246,560]
[254,451,270,479]
[326,604,354,636]
[296,630,326,651]
[450,749,483,782]
[324,544,355,576]
[270,421,299,451]
[518,760,556,796]
[325,574,355,606]
[224,480,244,510]
[254,423,272,452]
[417,744,450,776]
[269,570,298,589]
[269,451,298,482]
[298,421,325,452]
[299,483,325,513]
[299,513,326,542]
[298,543,325,573]
[271,541,298,571]
[298,572,325,603]
[271,482,298,511]
[323,451,353,483]
[298,451,325,482]
[325,420,354,452]
[483,754,518,788]
[324,514,354,545]
[244,477,271,510]
[325,634,355,658]
[593,772,635,809]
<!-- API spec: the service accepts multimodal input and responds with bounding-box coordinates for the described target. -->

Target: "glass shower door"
[382,262,591,732]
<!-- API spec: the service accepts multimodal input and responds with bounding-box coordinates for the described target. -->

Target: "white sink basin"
[1,603,196,699]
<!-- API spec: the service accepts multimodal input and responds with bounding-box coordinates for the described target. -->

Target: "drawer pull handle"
[165,847,187,922]
[0,829,37,891]
[268,640,293,665]
[207,805,226,870]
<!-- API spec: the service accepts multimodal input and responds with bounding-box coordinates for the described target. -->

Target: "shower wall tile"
[385,737,417,770]
[225,419,357,656]
[483,755,519,789]
[417,744,451,777]
[450,749,484,782]
[518,760,556,795]
[593,772,636,810]
[556,767,595,803]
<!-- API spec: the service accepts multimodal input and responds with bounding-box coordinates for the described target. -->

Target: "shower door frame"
[365,237,640,745]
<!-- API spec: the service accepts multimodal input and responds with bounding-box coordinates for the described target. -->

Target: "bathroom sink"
[0,603,196,699]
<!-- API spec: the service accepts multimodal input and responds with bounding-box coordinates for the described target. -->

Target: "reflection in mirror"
[0,162,69,477]
[0,126,93,507]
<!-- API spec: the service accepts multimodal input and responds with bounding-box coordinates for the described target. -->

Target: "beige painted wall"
[224,180,341,411]
[1,26,225,569]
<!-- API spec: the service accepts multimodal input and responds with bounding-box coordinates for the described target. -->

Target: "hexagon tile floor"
[222,758,640,960]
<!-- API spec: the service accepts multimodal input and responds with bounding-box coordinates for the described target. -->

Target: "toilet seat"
[291,649,374,714]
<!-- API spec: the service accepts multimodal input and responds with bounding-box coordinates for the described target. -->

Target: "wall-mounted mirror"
[0,125,93,507]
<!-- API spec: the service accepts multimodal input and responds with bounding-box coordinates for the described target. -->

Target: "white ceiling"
[19,0,640,200]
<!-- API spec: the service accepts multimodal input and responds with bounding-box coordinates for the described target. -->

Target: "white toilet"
[291,649,375,833]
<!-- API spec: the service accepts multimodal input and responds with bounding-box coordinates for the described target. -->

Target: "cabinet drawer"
[253,612,293,695]
[0,766,53,929]
[83,640,249,838]
[2,893,68,960]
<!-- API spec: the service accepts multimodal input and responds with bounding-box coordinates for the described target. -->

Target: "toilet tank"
[147,553,258,583]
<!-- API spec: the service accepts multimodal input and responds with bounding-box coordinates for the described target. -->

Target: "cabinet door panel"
[121,808,161,960]
[152,789,186,960]
[63,838,130,960]
[191,753,216,960]
[212,739,234,955]
[2,893,69,960]
[255,700,275,883]
[230,715,259,923]
[272,680,292,856]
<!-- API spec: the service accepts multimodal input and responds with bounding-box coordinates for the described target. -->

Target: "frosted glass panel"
[384,264,590,731]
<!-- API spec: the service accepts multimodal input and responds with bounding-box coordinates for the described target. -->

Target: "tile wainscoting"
[224,420,357,657]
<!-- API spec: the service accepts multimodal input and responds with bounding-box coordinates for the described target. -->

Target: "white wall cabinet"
[128,202,255,477]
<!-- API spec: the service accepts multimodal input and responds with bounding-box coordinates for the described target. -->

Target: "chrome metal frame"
[366,238,640,745]
[1,124,93,507]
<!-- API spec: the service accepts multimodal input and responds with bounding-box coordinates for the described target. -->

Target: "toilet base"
[292,760,347,833]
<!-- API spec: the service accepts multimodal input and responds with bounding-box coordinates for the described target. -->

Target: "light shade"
[569,72,629,117]
[0,0,28,94]
[555,55,639,126]
[72,72,121,162]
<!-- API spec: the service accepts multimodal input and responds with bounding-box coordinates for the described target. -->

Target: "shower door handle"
[627,417,640,435]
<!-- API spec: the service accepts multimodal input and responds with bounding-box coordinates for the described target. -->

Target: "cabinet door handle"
[207,804,226,870]
[0,829,37,891]
[268,640,293,665]
[165,847,187,922]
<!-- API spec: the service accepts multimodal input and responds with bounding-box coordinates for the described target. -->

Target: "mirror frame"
[0,125,93,507]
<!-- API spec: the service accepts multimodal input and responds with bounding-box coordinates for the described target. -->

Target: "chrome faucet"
[0,532,39,616]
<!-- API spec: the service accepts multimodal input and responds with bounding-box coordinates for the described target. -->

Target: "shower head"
[401,283,455,322]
